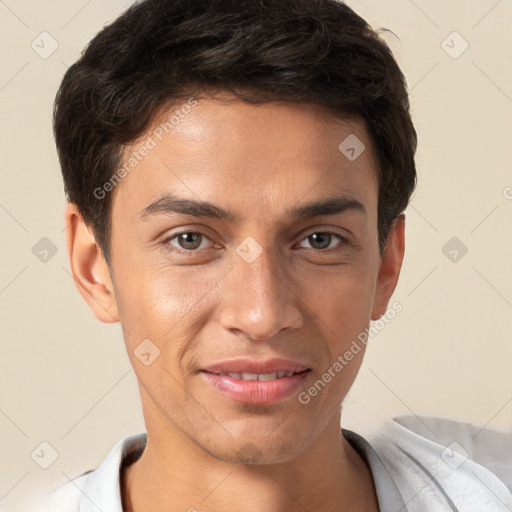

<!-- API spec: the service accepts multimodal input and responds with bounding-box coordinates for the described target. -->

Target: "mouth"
[201,357,310,376]
[203,369,309,381]
[200,363,311,405]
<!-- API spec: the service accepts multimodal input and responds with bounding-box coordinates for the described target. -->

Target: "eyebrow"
[138,193,366,222]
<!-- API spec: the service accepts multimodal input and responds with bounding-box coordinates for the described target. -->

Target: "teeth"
[255,372,277,381]
[218,371,295,381]
[237,372,257,380]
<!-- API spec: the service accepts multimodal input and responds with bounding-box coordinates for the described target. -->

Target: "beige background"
[0,0,511,509]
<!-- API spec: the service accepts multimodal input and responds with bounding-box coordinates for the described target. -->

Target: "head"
[55,0,416,464]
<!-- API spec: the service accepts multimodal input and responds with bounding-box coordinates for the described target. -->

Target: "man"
[33,0,511,510]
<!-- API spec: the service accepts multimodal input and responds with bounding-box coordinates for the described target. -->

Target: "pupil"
[180,233,201,250]
[310,233,330,249]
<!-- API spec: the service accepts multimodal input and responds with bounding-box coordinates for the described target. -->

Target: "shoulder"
[23,432,147,512]
[390,415,512,487]
[18,473,90,512]
[368,415,512,511]
[48,472,92,510]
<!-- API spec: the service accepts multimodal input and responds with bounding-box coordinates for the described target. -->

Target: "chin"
[205,436,305,466]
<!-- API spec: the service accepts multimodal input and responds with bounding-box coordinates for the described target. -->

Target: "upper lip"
[201,358,311,375]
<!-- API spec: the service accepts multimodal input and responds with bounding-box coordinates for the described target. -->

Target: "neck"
[122,412,378,512]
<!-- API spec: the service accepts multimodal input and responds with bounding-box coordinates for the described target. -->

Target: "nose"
[218,245,303,341]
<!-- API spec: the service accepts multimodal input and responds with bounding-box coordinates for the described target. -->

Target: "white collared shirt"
[29,416,512,512]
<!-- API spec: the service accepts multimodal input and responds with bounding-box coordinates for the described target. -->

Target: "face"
[70,94,404,465]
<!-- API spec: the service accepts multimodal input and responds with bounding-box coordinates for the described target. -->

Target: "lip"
[201,358,310,375]
[200,358,311,405]
[201,370,310,405]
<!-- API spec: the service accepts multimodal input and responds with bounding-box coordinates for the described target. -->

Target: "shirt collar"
[73,428,408,512]
[77,432,147,512]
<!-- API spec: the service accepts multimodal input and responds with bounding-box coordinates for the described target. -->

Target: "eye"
[297,232,346,251]
[162,229,348,255]
[164,231,213,252]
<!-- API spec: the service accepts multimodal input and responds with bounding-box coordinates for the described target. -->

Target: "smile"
[201,369,311,405]
[209,370,298,381]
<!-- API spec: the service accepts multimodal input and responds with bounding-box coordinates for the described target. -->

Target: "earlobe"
[371,214,405,321]
[65,203,119,323]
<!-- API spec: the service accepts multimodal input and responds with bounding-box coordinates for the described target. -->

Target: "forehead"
[113,94,379,224]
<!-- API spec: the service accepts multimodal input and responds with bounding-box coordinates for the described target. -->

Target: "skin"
[65,93,405,512]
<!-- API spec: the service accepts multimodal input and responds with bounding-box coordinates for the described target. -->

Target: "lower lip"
[200,370,310,405]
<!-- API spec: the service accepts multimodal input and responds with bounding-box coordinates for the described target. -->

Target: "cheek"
[302,262,376,333]
[112,251,219,349]
[304,275,372,396]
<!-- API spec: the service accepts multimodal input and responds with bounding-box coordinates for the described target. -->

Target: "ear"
[371,214,405,321]
[65,203,119,323]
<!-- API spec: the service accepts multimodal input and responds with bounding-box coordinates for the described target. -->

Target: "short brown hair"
[53,0,417,265]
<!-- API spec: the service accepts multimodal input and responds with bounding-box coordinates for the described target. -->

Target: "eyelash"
[163,228,215,255]
[162,229,349,255]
